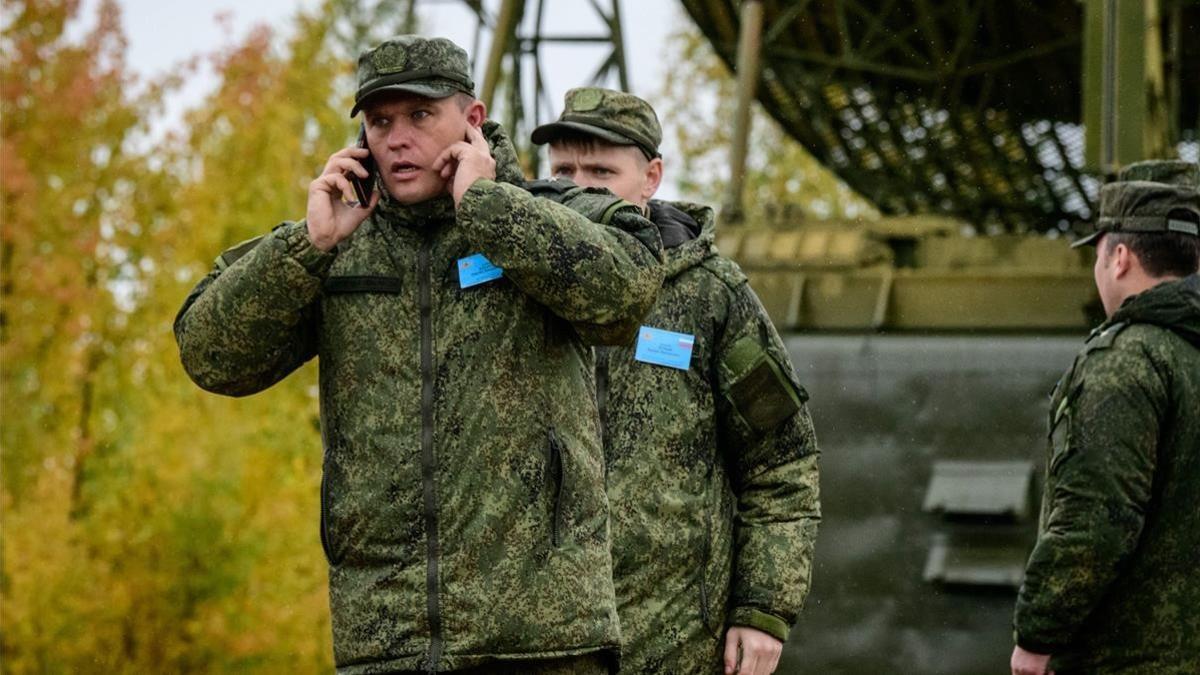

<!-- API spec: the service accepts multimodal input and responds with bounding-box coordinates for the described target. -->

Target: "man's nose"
[385,124,411,149]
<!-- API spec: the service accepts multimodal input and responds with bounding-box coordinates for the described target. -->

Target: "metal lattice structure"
[451,0,629,176]
[682,0,1200,232]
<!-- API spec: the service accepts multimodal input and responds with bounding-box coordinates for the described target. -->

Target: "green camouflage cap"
[1072,179,1200,248]
[530,87,662,160]
[1117,159,1200,188]
[350,35,475,117]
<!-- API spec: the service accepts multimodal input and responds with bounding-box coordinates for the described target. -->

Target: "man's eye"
[368,117,390,129]
[593,168,613,176]
[411,110,431,121]
[552,167,573,177]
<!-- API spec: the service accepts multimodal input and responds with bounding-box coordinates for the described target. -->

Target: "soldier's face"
[548,143,662,209]
[362,93,486,204]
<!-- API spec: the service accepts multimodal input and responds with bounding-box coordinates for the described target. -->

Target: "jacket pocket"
[323,275,402,294]
[547,428,565,548]
[697,479,732,640]
[316,454,350,564]
[319,464,343,567]
[698,508,718,637]
[320,277,405,356]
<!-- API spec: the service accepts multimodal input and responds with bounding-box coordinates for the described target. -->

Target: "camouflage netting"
[682,0,1200,232]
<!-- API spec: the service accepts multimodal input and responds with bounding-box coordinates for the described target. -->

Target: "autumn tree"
[1,0,189,668]
[2,0,420,670]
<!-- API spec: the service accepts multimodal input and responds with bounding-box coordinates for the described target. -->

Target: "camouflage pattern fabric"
[598,201,821,674]
[1014,274,1200,674]
[175,120,664,674]
[1117,159,1200,188]
[1071,178,1200,247]
[530,87,663,160]
[350,35,476,116]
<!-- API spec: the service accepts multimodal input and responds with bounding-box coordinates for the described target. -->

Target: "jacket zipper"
[319,469,335,564]
[418,241,443,673]
[548,428,564,548]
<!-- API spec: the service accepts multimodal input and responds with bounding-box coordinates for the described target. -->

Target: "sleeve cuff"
[1014,630,1063,655]
[458,178,515,229]
[277,220,337,277]
[728,606,792,643]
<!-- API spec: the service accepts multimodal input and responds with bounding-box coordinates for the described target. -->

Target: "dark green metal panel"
[778,334,1080,674]
[1082,0,1172,172]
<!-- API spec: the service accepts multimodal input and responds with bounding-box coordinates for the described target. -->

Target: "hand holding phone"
[305,127,380,251]
[346,123,377,207]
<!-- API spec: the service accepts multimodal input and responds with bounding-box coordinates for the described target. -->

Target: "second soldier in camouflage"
[533,88,821,675]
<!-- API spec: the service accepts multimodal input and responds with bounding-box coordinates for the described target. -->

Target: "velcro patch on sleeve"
[215,234,266,271]
[725,336,807,433]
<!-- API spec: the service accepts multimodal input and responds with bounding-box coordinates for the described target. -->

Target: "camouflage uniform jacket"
[1014,274,1200,674]
[598,201,821,674]
[175,122,664,673]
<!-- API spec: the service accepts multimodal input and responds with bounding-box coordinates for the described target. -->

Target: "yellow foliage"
[0,0,379,670]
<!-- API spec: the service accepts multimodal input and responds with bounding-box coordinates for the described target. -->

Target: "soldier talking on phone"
[175,36,664,675]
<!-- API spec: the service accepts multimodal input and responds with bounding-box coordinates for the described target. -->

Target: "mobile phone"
[347,123,377,206]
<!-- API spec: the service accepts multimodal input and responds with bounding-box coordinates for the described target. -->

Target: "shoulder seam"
[1083,321,1130,354]
[699,255,747,291]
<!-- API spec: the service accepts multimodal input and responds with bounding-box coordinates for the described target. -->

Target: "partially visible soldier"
[175,37,665,674]
[1011,160,1200,675]
[532,89,821,675]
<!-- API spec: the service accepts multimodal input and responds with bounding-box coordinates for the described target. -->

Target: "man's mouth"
[390,161,421,176]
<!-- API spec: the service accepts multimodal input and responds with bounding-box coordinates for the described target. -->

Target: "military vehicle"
[427,1,1199,672]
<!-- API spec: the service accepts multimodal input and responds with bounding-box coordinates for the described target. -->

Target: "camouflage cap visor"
[350,71,473,117]
[1071,181,1200,248]
[531,118,661,160]
[1070,230,1104,248]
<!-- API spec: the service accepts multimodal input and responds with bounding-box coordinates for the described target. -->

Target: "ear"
[465,99,487,128]
[1112,242,1134,279]
[642,157,664,202]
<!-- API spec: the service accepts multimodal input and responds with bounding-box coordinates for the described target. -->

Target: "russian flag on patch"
[634,326,695,371]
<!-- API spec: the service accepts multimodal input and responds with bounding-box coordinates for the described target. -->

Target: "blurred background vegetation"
[0,1,861,671]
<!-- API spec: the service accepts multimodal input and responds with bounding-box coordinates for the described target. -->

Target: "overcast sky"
[75,0,688,196]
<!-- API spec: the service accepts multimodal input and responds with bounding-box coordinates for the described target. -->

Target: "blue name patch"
[457,253,503,288]
[634,326,695,370]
